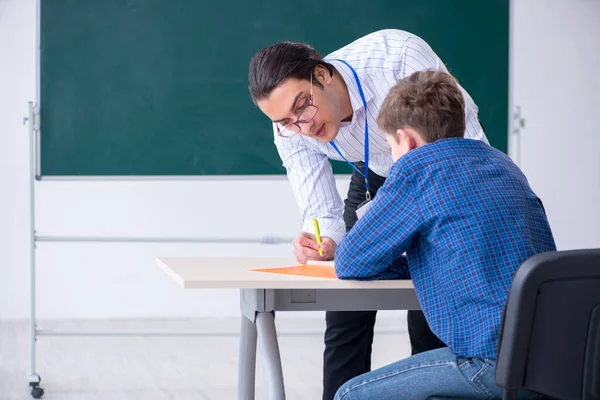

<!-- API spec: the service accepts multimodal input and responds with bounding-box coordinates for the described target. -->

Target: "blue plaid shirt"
[335,138,556,359]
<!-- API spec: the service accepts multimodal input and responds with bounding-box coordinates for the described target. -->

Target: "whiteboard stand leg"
[26,101,44,399]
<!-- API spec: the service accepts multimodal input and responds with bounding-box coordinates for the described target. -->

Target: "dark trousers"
[322,162,447,400]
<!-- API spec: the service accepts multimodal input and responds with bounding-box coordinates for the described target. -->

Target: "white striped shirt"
[273,29,488,244]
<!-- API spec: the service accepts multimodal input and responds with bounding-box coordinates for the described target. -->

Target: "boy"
[333,70,556,400]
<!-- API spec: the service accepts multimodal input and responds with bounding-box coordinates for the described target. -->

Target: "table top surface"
[157,257,415,289]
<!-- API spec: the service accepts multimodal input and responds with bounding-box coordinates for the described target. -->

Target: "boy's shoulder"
[392,138,512,178]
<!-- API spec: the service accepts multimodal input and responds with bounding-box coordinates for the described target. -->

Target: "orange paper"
[250,264,337,279]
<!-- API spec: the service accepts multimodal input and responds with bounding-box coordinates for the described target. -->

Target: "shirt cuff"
[320,229,345,246]
[303,220,346,246]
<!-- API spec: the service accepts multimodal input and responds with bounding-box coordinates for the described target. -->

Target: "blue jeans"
[334,348,540,400]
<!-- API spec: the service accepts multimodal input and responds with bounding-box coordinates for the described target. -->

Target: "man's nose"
[297,119,315,134]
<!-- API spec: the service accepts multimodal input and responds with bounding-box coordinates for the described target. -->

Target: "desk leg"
[238,314,257,400]
[256,312,286,400]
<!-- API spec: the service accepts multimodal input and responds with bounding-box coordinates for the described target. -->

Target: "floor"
[0,314,411,399]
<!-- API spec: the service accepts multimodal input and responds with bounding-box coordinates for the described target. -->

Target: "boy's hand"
[293,232,337,264]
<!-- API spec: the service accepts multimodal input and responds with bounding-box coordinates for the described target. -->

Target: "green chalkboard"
[40,0,508,176]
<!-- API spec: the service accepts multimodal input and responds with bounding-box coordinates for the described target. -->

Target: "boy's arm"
[335,171,419,280]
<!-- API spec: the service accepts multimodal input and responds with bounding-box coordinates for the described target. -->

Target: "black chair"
[430,248,600,400]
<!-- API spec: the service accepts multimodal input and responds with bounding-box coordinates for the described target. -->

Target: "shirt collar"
[326,59,374,125]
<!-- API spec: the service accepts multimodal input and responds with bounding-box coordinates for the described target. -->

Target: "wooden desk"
[157,257,419,400]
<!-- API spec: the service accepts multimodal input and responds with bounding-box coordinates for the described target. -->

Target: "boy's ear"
[397,128,418,150]
[392,128,403,143]
[397,129,414,148]
[396,128,407,142]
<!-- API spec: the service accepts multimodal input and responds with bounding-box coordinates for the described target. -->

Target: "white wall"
[1,0,37,319]
[0,0,351,319]
[510,0,600,250]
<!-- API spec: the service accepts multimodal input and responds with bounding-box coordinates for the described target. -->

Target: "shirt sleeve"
[335,170,419,280]
[396,36,488,143]
[274,128,346,244]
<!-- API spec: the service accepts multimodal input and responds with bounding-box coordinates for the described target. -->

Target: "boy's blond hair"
[377,70,466,142]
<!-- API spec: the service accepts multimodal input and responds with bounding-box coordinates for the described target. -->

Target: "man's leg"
[322,310,377,400]
[333,347,539,400]
[323,164,379,400]
[407,310,447,355]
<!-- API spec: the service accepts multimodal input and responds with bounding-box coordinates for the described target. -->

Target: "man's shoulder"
[325,29,415,59]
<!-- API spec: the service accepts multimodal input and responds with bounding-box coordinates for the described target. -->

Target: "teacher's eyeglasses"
[276,74,319,138]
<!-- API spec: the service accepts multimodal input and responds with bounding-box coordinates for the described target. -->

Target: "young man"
[332,70,556,399]
[248,29,488,399]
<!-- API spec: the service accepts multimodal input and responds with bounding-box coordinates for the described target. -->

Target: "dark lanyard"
[329,59,370,201]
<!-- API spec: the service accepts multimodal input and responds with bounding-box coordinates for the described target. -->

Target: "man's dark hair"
[248,41,333,103]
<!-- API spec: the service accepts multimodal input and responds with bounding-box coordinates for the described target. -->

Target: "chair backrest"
[495,249,600,400]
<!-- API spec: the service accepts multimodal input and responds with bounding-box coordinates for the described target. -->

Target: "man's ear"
[314,65,332,86]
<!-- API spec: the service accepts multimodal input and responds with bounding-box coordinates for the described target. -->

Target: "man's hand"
[293,232,337,264]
